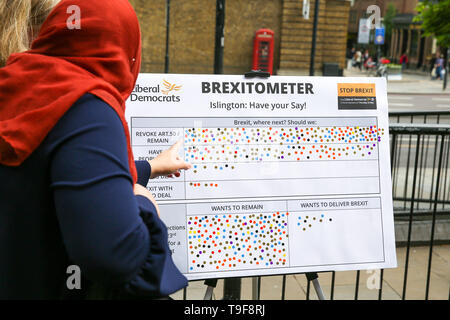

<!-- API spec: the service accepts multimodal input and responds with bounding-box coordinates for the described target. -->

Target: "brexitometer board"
[125,74,397,280]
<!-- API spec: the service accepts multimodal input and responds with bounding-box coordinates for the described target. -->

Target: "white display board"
[125,74,397,281]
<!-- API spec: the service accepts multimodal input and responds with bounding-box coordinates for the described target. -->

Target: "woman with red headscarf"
[0,0,189,299]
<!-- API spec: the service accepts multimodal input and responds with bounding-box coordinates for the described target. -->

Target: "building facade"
[278,0,351,74]
[348,0,436,69]
[129,0,350,75]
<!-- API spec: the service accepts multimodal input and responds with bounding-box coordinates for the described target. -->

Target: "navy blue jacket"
[0,94,187,299]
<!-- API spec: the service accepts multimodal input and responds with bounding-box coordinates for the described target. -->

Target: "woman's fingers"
[170,139,183,153]
[149,140,191,179]
[167,171,181,178]
[171,140,191,171]
[177,160,192,170]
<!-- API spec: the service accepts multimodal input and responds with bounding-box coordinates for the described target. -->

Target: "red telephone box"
[252,29,274,75]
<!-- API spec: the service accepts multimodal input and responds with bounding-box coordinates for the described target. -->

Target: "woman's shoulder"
[43,93,126,152]
[71,93,121,121]
[53,93,123,133]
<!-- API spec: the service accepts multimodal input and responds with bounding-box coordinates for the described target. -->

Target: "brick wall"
[129,0,282,75]
[279,0,350,72]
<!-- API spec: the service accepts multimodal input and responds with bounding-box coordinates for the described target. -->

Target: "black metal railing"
[389,111,450,125]
[390,124,450,221]
[180,114,450,300]
[389,123,450,300]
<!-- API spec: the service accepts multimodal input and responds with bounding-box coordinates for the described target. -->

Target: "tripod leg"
[203,286,215,300]
[252,277,260,300]
[305,273,326,300]
[311,278,326,300]
[203,279,218,300]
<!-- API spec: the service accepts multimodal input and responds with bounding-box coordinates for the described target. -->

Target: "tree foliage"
[414,0,450,48]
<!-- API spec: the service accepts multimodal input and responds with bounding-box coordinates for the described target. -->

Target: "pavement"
[277,67,450,96]
[170,244,450,300]
[388,94,450,113]
[343,68,450,96]
[279,67,450,115]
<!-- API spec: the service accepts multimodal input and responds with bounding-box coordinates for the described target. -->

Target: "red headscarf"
[0,0,141,183]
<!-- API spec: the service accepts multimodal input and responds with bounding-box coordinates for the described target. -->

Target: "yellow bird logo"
[162,80,182,95]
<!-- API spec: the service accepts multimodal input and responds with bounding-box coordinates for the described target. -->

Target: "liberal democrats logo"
[130,79,182,102]
[162,80,182,95]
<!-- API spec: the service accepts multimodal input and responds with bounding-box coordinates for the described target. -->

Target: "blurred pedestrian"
[400,52,408,70]
[347,47,355,70]
[354,49,362,70]
[435,53,444,80]
[363,49,370,70]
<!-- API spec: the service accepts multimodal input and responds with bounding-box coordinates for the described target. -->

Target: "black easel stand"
[203,278,218,300]
[244,70,271,79]
[306,272,326,300]
[202,70,326,300]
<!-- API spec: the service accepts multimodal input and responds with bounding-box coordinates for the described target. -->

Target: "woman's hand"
[149,140,191,179]
[134,184,161,217]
